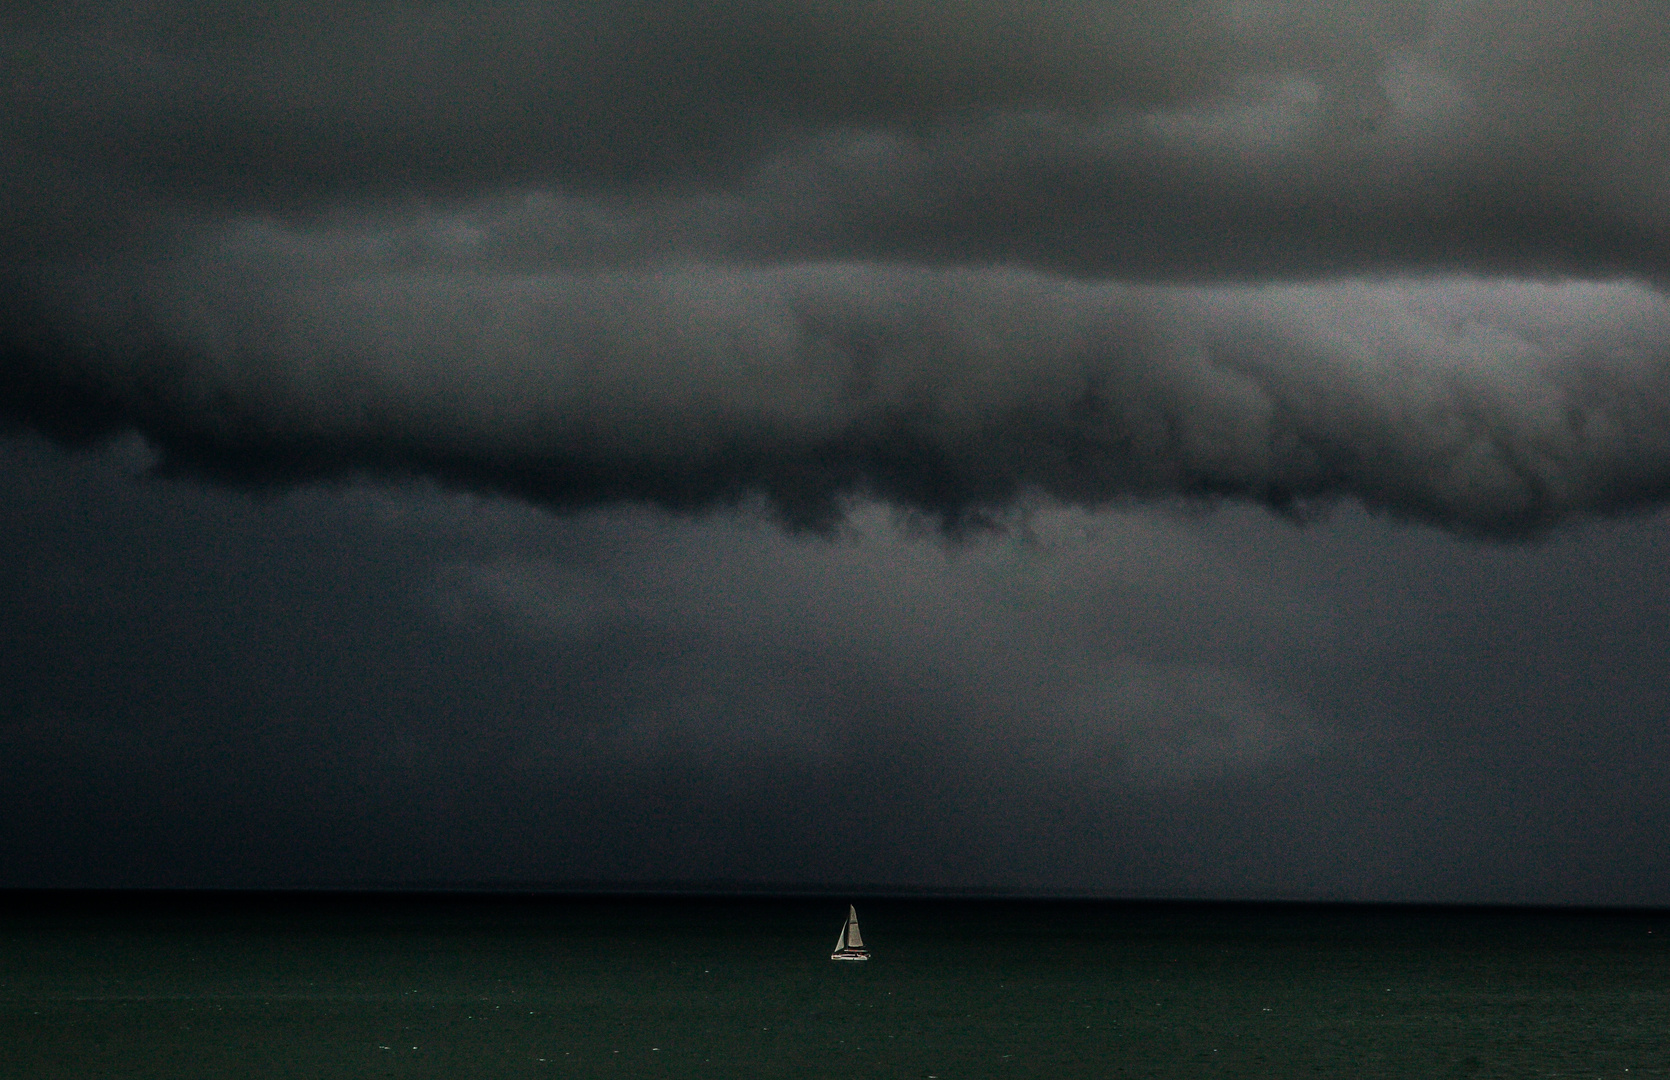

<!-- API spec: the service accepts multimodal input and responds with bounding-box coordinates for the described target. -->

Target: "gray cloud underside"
[8,250,1670,533]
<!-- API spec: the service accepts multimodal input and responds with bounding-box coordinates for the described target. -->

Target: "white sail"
[831,903,870,959]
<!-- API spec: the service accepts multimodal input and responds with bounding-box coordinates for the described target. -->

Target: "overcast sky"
[5,1,1670,904]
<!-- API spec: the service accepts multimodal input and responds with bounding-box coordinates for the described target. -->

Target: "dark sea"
[2,893,1665,1079]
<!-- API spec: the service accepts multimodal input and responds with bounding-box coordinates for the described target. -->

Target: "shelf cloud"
[6,0,1670,533]
[8,248,1670,534]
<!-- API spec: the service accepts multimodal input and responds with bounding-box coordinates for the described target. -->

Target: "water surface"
[2,893,1664,1078]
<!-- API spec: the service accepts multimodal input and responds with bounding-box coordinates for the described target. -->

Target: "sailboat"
[830,904,870,961]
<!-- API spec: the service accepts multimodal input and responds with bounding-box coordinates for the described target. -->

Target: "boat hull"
[830,950,870,961]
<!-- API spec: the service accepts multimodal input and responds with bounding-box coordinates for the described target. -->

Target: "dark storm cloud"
[824,0,1670,277]
[6,1,1670,531]
[1,0,1244,198]
[8,248,1670,533]
[3,0,1664,273]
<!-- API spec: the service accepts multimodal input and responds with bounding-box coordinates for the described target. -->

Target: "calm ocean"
[1,893,1664,1078]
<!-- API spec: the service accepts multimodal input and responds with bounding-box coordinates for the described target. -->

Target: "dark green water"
[1,894,1665,1079]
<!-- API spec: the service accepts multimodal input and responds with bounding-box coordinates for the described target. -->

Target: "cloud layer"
[6,1,1670,531]
[9,240,1670,532]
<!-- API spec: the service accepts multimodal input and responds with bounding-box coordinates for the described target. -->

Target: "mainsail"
[831,904,870,960]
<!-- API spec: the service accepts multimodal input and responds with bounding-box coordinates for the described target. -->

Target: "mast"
[831,903,870,959]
